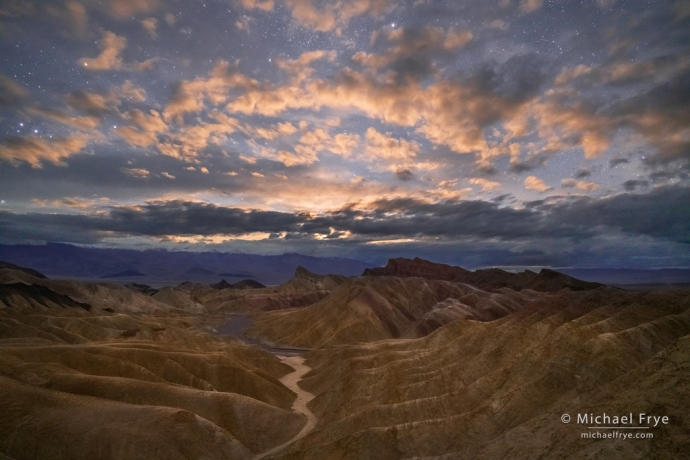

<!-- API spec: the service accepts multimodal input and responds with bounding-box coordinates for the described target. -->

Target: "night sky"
[0,0,689,269]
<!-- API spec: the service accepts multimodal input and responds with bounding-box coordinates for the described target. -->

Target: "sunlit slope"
[248,276,535,348]
[270,288,690,459]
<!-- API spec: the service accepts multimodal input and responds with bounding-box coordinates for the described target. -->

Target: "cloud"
[26,107,101,130]
[470,178,501,191]
[2,187,688,258]
[574,168,591,179]
[157,111,239,160]
[0,74,28,107]
[78,31,127,71]
[121,167,150,178]
[141,17,158,38]
[622,179,649,191]
[285,0,393,32]
[561,179,600,191]
[45,0,88,39]
[357,26,472,79]
[105,0,159,18]
[277,122,298,136]
[0,135,89,167]
[395,169,414,181]
[490,19,508,30]
[271,128,360,166]
[519,0,543,13]
[276,50,337,81]
[237,0,274,11]
[114,109,168,148]
[66,90,113,115]
[164,60,257,121]
[609,158,629,168]
[364,128,418,160]
[524,176,551,192]
[120,80,147,102]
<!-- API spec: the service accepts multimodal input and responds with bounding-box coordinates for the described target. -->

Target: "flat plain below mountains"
[0,257,689,459]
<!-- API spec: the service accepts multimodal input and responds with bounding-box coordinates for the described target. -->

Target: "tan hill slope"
[267,287,690,459]
[248,275,536,348]
[163,267,347,313]
[0,263,310,459]
[0,312,308,459]
[0,266,179,314]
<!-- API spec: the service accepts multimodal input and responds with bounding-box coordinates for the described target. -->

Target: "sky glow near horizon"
[0,0,688,268]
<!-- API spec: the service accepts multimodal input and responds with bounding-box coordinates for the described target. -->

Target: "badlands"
[0,258,688,459]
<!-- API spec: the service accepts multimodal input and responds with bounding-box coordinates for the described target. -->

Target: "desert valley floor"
[1,258,689,459]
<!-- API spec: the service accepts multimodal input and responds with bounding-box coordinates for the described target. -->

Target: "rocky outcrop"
[364,257,602,292]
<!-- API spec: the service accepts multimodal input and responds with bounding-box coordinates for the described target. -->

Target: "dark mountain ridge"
[363,257,602,291]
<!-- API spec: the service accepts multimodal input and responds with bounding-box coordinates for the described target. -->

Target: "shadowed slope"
[0,306,308,458]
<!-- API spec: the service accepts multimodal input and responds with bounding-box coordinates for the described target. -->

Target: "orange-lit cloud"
[277,50,337,81]
[562,179,600,191]
[121,167,150,178]
[105,0,159,19]
[469,178,502,191]
[238,0,274,11]
[120,80,147,102]
[285,0,393,33]
[158,111,240,160]
[364,127,418,160]
[79,31,126,70]
[141,17,157,38]
[520,0,543,13]
[524,176,551,192]
[0,135,89,167]
[115,109,167,147]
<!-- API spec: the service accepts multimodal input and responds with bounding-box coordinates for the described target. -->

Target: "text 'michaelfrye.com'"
[560,412,669,440]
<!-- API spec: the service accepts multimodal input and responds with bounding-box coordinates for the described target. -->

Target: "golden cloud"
[277,50,337,81]
[115,109,167,147]
[469,178,502,191]
[285,0,393,33]
[524,175,551,192]
[238,0,274,11]
[141,17,157,38]
[105,0,159,18]
[0,135,89,167]
[120,80,147,102]
[520,0,543,13]
[121,167,150,178]
[79,31,126,71]
[158,111,239,160]
[164,60,258,121]
[364,127,418,160]
[562,179,600,191]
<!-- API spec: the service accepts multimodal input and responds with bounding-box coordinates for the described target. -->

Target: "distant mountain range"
[0,243,373,286]
[558,267,690,286]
